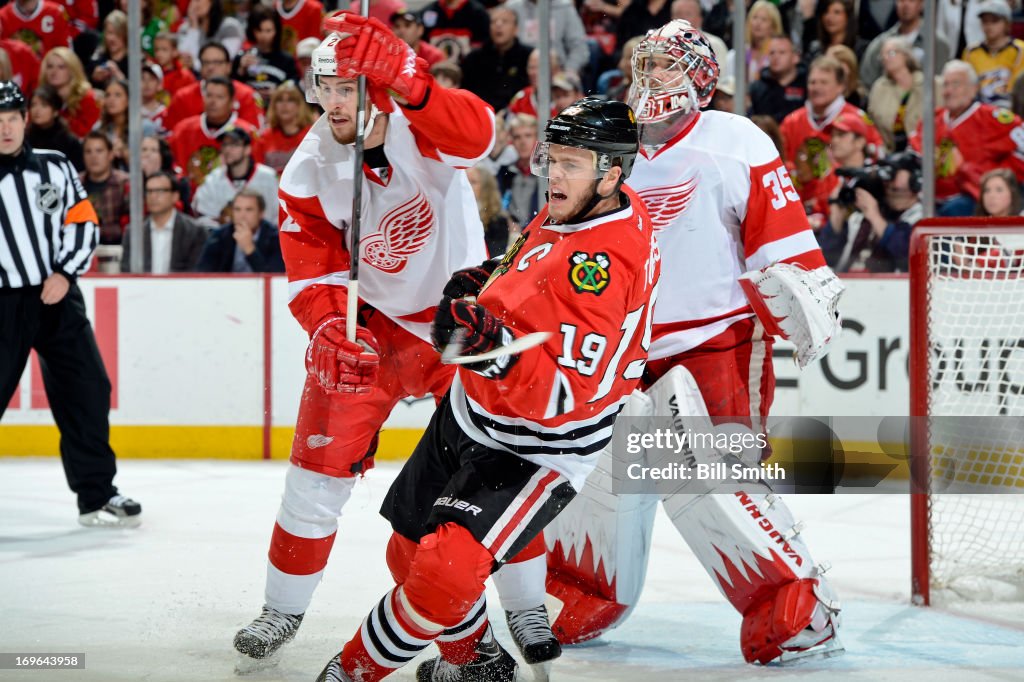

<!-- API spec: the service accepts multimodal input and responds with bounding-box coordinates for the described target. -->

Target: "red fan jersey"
[252,125,310,175]
[780,101,883,216]
[0,38,39,98]
[63,90,101,139]
[276,0,324,55]
[169,113,258,188]
[159,63,198,107]
[162,79,264,133]
[65,0,98,35]
[450,186,660,490]
[0,1,70,58]
[507,86,558,119]
[910,102,1024,201]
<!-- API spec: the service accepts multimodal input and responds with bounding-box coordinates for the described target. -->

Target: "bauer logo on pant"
[34,183,63,215]
[569,251,611,295]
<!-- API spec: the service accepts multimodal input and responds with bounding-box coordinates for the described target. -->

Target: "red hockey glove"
[326,13,430,106]
[305,316,381,394]
[442,259,501,300]
[432,299,518,378]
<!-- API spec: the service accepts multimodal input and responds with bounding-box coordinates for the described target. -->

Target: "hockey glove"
[326,13,430,106]
[432,298,518,378]
[442,259,501,300]
[306,316,381,394]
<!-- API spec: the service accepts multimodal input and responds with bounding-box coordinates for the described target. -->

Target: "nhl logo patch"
[569,251,611,295]
[34,182,63,215]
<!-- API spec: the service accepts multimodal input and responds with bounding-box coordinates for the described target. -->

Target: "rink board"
[0,275,913,460]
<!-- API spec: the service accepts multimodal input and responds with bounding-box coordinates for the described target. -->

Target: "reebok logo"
[433,496,483,516]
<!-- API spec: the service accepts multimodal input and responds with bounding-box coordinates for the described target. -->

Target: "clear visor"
[305,71,359,106]
[530,142,612,179]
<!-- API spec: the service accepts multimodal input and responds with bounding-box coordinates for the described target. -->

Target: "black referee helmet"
[0,81,27,113]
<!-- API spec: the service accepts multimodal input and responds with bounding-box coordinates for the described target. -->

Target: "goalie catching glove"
[432,298,518,378]
[306,316,380,394]
[739,262,844,368]
[325,13,431,106]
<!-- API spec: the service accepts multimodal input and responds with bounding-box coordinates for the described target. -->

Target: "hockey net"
[910,219,1024,606]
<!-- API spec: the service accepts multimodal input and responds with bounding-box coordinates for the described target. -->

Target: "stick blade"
[441,331,551,365]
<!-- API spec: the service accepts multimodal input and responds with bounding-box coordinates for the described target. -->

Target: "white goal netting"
[920,231,1024,602]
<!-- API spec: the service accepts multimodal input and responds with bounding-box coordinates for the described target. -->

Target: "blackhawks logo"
[569,251,611,295]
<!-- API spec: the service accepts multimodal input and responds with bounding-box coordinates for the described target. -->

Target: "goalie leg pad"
[545,390,659,643]
[662,490,841,664]
[741,577,840,664]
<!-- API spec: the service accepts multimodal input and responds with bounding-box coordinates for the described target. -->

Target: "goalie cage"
[910,218,1024,606]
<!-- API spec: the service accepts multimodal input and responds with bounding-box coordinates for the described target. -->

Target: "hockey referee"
[0,81,141,528]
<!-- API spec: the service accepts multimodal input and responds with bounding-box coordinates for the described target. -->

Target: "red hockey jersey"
[780,100,883,216]
[63,90,101,139]
[0,38,39,98]
[450,187,660,490]
[0,1,70,58]
[169,113,258,187]
[278,83,494,341]
[910,102,1024,201]
[162,80,264,133]
[65,0,98,35]
[276,0,324,55]
[159,63,198,107]
[252,125,310,174]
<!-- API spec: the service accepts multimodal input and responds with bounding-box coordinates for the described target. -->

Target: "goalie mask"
[627,20,719,146]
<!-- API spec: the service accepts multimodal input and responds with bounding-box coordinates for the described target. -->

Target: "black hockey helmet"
[539,97,640,179]
[0,80,27,113]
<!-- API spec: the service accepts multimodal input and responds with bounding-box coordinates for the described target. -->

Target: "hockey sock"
[436,595,489,664]
[341,586,441,681]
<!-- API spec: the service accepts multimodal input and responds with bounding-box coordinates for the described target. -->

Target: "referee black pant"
[0,283,118,514]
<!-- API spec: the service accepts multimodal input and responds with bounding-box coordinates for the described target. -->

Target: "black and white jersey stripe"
[449,375,626,459]
[0,150,97,289]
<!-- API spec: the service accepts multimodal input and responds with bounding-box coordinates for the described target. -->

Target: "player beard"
[548,183,596,223]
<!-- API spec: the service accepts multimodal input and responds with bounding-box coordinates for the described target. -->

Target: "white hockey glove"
[739,263,844,369]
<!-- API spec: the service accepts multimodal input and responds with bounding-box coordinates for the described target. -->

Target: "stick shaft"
[347,0,370,342]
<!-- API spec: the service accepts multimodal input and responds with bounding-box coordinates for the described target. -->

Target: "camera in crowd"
[832,151,923,211]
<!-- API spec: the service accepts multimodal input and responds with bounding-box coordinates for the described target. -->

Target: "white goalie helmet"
[627,20,719,143]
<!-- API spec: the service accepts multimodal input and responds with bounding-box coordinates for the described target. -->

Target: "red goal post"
[909,217,1024,606]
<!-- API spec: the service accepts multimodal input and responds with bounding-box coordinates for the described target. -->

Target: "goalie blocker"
[545,366,842,664]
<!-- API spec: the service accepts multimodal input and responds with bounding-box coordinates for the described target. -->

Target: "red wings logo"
[637,177,698,231]
[361,193,435,273]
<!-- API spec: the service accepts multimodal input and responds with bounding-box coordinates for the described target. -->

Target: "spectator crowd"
[2,0,1023,274]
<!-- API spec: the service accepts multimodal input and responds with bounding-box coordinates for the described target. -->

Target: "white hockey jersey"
[627,111,826,360]
[278,87,494,341]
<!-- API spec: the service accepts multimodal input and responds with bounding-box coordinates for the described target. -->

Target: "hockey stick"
[441,331,552,365]
[346,0,370,343]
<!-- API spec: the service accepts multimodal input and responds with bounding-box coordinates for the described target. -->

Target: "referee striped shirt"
[0,145,99,289]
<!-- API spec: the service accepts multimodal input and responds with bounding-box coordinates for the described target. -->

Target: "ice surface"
[1,459,1022,682]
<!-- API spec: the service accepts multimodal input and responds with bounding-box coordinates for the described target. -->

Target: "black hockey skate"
[416,626,518,682]
[233,605,303,672]
[505,606,561,665]
[78,494,142,528]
